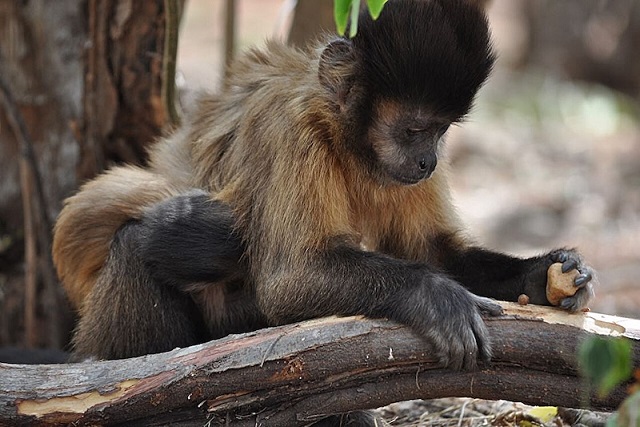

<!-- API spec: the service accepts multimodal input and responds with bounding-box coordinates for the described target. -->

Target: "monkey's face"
[367,100,450,186]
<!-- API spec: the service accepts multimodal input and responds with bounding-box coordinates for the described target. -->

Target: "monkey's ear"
[318,38,357,102]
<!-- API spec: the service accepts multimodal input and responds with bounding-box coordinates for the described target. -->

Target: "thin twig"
[457,399,471,427]
[223,0,236,78]
[162,0,181,126]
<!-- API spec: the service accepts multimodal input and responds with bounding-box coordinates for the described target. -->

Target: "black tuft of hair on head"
[351,0,495,120]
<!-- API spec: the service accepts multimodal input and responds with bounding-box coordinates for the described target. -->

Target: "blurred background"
[0,0,638,353]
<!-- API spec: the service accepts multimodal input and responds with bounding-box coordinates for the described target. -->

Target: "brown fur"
[53,36,465,317]
[54,4,595,396]
[53,167,186,309]
[179,40,466,320]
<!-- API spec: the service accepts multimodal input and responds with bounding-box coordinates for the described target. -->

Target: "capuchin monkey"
[53,0,594,423]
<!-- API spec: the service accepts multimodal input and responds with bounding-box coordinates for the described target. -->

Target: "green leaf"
[366,0,387,19]
[348,0,361,38]
[334,0,387,37]
[579,336,633,398]
[334,0,352,36]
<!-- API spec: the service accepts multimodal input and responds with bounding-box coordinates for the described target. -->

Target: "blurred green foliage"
[579,336,639,426]
[579,335,632,398]
[334,0,387,37]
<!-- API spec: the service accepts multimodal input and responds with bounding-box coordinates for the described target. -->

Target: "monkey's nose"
[415,155,437,179]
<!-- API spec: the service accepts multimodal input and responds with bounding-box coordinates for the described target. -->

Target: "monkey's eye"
[406,128,427,135]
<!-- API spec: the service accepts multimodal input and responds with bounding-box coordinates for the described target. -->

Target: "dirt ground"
[375,397,612,426]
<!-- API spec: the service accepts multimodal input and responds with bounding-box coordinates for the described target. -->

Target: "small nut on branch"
[546,262,579,306]
[517,294,530,305]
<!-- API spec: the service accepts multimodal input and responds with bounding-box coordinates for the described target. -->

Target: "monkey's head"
[318,0,495,185]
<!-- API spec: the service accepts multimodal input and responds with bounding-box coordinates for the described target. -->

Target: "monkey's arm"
[138,191,244,290]
[432,234,595,311]
[257,245,503,371]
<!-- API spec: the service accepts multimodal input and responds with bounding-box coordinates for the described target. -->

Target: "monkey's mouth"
[388,169,433,186]
[385,160,437,185]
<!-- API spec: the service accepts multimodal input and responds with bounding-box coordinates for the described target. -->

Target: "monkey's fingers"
[470,311,493,364]
[422,322,468,371]
[443,335,471,371]
[560,282,595,312]
[473,295,503,317]
[434,310,492,371]
[574,271,593,287]
[549,248,596,290]
[456,310,493,370]
[561,258,579,273]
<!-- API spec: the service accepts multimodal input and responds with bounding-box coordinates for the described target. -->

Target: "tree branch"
[1,303,638,426]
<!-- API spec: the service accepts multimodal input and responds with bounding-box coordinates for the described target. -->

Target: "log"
[1,303,639,426]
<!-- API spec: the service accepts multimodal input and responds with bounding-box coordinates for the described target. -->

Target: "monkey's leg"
[72,220,207,360]
[73,191,247,360]
[432,234,595,311]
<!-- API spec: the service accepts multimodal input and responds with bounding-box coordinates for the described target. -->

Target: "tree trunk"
[1,303,638,426]
[0,0,172,350]
[287,0,335,47]
[0,0,86,349]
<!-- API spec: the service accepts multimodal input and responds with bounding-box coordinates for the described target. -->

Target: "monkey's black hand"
[386,274,503,371]
[523,249,595,312]
[139,190,244,291]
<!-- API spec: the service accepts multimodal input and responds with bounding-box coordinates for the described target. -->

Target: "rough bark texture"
[81,0,169,178]
[1,303,638,426]
[0,0,85,349]
[0,0,170,350]
[0,0,84,240]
